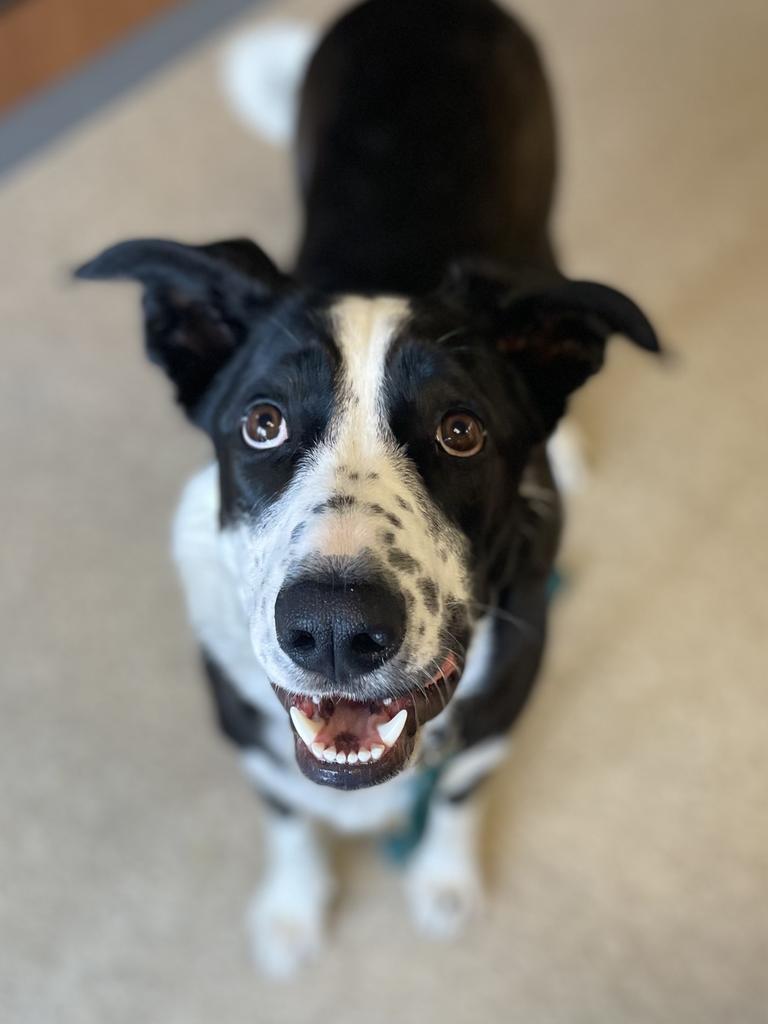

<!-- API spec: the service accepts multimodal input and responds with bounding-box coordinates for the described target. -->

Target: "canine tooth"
[371,745,385,761]
[383,698,392,706]
[357,748,371,764]
[347,751,358,765]
[312,695,321,705]
[335,752,347,764]
[289,706,322,747]
[323,746,337,762]
[377,709,407,748]
[311,742,326,759]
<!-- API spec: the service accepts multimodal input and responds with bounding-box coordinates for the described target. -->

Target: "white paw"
[406,858,483,940]
[245,879,327,979]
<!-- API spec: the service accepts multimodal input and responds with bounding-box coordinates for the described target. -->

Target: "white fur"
[172,465,277,716]
[220,21,318,145]
[246,813,333,978]
[437,736,509,799]
[241,748,414,834]
[547,419,589,494]
[406,797,483,939]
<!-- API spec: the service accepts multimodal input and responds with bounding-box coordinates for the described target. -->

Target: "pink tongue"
[313,701,389,750]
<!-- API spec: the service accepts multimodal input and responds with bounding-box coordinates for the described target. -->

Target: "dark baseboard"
[0,0,269,178]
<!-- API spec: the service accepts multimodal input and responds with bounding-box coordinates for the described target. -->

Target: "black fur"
[76,238,286,416]
[296,0,557,293]
[202,650,278,754]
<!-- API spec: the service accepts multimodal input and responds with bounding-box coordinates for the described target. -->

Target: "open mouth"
[271,654,463,789]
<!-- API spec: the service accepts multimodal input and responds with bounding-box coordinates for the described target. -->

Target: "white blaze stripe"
[331,295,409,453]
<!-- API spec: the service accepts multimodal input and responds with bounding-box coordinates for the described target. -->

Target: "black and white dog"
[77,0,658,976]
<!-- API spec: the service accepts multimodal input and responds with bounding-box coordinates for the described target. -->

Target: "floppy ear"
[75,237,287,418]
[494,278,661,432]
[442,265,661,435]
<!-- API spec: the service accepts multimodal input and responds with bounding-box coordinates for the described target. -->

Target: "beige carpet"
[1,1,766,1021]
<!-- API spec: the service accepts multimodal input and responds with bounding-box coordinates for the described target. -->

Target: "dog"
[76,0,659,977]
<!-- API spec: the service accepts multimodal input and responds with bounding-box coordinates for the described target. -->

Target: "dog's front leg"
[406,738,508,939]
[246,807,334,978]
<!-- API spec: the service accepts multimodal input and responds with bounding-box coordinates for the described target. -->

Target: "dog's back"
[295,0,557,294]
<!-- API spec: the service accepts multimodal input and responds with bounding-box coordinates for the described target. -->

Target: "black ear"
[75,237,287,417]
[442,265,661,435]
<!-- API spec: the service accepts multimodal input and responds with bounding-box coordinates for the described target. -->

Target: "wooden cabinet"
[0,0,181,112]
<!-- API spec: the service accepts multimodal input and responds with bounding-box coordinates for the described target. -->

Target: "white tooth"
[371,744,385,760]
[323,746,337,762]
[312,695,321,705]
[347,751,358,765]
[383,698,393,706]
[290,706,322,748]
[311,742,326,759]
[335,752,347,764]
[357,748,371,764]
[377,709,407,748]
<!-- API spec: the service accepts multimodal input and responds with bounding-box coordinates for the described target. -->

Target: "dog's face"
[76,238,658,789]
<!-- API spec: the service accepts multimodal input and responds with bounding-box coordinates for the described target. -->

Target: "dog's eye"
[436,411,486,458]
[242,403,289,449]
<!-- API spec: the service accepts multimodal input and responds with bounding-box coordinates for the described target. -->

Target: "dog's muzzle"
[270,564,464,789]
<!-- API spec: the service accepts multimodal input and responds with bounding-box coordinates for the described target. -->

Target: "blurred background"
[1,1,766,1021]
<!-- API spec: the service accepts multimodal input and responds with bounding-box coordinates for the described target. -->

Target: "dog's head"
[76,238,658,789]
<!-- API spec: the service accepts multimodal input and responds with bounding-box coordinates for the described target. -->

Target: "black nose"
[275,573,406,684]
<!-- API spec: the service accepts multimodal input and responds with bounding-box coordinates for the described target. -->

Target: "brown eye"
[241,403,289,449]
[436,410,486,458]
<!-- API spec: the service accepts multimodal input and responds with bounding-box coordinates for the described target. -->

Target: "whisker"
[265,312,303,348]
[432,325,471,347]
[519,483,557,506]
[470,601,541,639]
